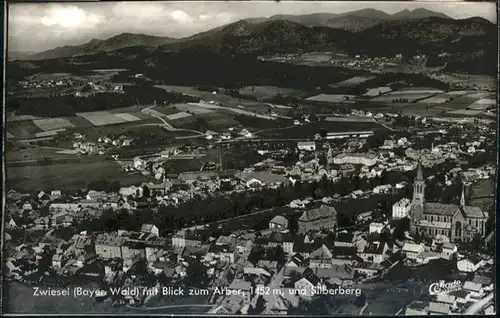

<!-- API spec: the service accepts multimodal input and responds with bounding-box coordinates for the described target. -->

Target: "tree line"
[6,85,199,117]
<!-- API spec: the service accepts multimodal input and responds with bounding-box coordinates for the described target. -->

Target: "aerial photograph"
[3,1,497,315]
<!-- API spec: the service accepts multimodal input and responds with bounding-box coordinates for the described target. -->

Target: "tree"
[142,185,151,198]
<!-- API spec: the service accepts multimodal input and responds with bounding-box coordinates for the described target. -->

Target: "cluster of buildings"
[71,133,134,155]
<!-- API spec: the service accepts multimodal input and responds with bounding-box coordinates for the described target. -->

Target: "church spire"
[416,160,424,181]
[460,185,466,206]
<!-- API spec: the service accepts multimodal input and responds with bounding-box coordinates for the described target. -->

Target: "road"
[464,292,494,314]
[141,106,205,136]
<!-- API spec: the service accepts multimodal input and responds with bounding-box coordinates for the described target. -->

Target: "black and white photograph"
[3,0,497,315]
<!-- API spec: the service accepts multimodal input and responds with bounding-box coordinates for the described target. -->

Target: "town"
[4,1,496,316]
[5,107,495,314]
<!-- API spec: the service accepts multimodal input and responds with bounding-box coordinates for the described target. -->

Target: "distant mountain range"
[20,33,175,61]
[10,7,495,77]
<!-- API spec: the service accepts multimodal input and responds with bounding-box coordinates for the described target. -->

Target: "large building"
[392,198,412,219]
[333,153,377,167]
[409,162,488,242]
[298,205,337,233]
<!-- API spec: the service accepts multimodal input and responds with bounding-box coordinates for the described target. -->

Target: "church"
[408,162,488,242]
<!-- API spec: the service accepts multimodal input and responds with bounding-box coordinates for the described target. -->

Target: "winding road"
[141,106,205,136]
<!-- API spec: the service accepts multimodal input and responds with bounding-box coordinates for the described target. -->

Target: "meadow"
[7,160,146,192]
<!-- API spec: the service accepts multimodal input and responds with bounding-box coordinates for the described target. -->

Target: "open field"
[33,118,75,131]
[336,76,375,87]
[171,103,214,114]
[166,112,192,120]
[467,98,496,110]
[77,111,142,126]
[363,87,392,97]
[6,146,78,162]
[417,96,450,104]
[446,109,484,116]
[238,86,308,100]
[7,120,43,139]
[370,93,437,103]
[35,129,66,138]
[306,94,357,103]
[172,112,239,132]
[323,116,375,123]
[7,160,146,192]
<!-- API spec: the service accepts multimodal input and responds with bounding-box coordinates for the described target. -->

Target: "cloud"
[40,6,105,29]
[169,10,194,24]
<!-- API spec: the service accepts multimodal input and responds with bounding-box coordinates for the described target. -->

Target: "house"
[7,218,18,229]
[358,242,387,263]
[334,231,356,248]
[435,294,457,309]
[392,198,411,219]
[462,281,484,298]
[86,190,107,201]
[227,279,252,303]
[294,276,322,299]
[298,205,337,233]
[49,203,80,213]
[402,243,425,261]
[440,242,457,260]
[266,232,294,255]
[428,302,451,315]
[472,274,493,291]
[373,184,392,194]
[51,212,74,227]
[297,141,316,152]
[121,241,146,261]
[207,244,236,264]
[309,245,333,268]
[313,264,355,286]
[269,215,289,230]
[333,153,377,166]
[236,171,287,188]
[357,211,373,222]
[51,254,65,269]
[33,217,50,230]
[404,301,429,315]
[369,222,385,234]
[50,190,62,199]
[457,256,485,272]
[141,224,159,237]
[95,233,125,260]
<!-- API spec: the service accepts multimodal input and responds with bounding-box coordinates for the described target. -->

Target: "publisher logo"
[429,280,462,296]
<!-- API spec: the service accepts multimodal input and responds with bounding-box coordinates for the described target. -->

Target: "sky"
[7,1,497,53]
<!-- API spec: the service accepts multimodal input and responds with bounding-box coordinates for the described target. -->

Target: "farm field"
[335,76,375,87]
[76,111,142,126]
[172,112,239,132]
[6,146,77,162]
[323,116,375,123]
[467,98,496,109]
[417,96,450,104]
[363,87,392,97]
[7,120,43,139]
[370,93,437,103]
[33,118,75,131]
[306,94,357,103]
[166,112,192,120]
[238,86,308,100]
[7,160,146,192]
[170,103,214,115]
[35,129,67,138]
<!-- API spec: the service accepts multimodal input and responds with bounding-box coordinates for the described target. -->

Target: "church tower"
[412,161,426,205]
[410,161,426,235]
